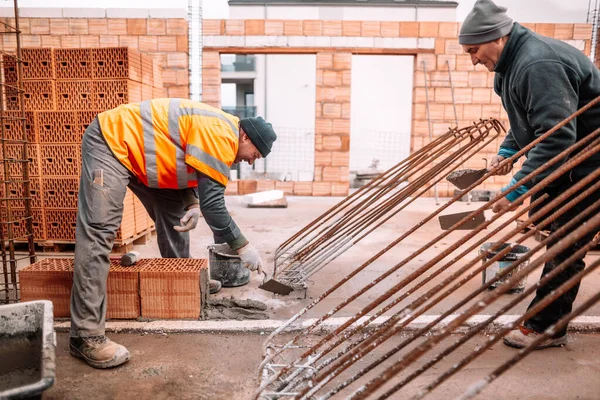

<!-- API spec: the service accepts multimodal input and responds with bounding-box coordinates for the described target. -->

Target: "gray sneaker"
[503,326,567,350]
[70,335,130,369]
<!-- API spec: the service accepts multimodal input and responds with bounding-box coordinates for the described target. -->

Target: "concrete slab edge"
[54,315,600,335]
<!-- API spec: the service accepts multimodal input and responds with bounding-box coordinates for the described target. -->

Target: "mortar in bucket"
[479,242,530,294]
[208,243,250,287]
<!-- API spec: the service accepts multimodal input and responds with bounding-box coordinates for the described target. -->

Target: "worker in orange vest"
[69,98,277,369]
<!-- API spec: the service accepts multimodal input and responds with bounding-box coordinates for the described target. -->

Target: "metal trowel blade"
[259,279,294,295]
[446,168,487,190]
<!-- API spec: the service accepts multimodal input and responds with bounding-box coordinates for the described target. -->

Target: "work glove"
[237,243,263,274]
[173,207,201,232]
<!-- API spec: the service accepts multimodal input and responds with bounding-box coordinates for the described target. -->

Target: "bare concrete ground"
[46,331,600,400]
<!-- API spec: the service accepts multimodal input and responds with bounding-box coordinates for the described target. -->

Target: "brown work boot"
[209,279,222,294]
[503,326,567,350]
[70,335,130,369]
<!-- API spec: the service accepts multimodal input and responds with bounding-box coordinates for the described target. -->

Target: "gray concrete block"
[19,8,63,18]
[148,8,188,20]
[106,8,150,18]
[61,8,106,18]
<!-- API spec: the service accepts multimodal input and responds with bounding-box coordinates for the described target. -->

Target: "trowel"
[446,168,487,190]
[259,271,294,295]
[438,210,486,230]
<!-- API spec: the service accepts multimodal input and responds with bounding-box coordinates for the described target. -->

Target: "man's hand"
[491,193,512,214]
[237,243,263,274]
[489,155,513,176]
[174,207,201,232]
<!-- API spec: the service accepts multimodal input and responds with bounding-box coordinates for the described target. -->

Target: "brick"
[237,180,257,195]
[573,24,592,40]
[119,35,139,50]
[201,84,220,103]
[332,52,351,70]
[341,103,351,119]
[463,104,483,120]
[482,104,502,119]
[322,103,342,118]
[147,19,166,35]
[80,35,100,48]
[275,181,294,196]
[445,39,463,55]
[3,34,16,50]
[203,19,223,36]
[282,20,301,36]
[444,104,462,120]
[265,20,284,35]
[69,18,89,35]
[322,135,342,150]
[176,69,189,85]
[456,54,475,71]
[472,88,492,104]
[225,181,238,195]
[434,38,446,54]
[177,35,188,52]
[535,23,555,38]
[331,151,349,167]
[304,20,322,36]
[293,182,313,196]
[438,22,458,38]
[454,88,473,104]
[317,53,333,69]
[158,35,177,52]
[334,86,351,103]
[400,21,419,37]
[202,67,221,85]
[468,71,488,87]
[256,180,276,192]
[341,69,351,85]
[139,35,158,52]
[312,182,332,196]
[166,19,187,35]
[380,21,400,37]
[417,53,436,71]
[107,19,128,35]
[340,136,350,152]
[202,51,220,69]
[437,54,456,70]
[49,18,69,35]
[322,70,342,87]
[342,21,361,36]
[361,21,380,37]
[41,35,61,47]
[315,151,332,166]
[554,24,574,39]
[315,118,333,135]
[225,19,244,35]
[246,20,266,35]
[323,21,342,36]
[323,166,346,182]
[22,35,41,47]
[419,22,438,37]
[331,181,349,196]
[99,35,120,47]
[61,35,81,48]
[434,87,453,103]
[30,18,49,34]
[126,18,146,35]
[317,87,334,102]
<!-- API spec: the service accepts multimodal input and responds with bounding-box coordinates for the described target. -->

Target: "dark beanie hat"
[459,0,514,45]
[239,116,277,157]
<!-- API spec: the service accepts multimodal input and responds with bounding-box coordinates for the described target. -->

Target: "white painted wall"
[241,54,316,181]
[349,55,414,172]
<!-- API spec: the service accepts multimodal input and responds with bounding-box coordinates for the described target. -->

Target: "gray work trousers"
[70,118,192,337]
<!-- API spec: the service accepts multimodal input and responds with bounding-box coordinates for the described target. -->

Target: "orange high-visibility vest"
[98,98,239,188]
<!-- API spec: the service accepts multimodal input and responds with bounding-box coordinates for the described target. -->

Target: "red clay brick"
[323,21,342,36]
[80,35,100,48]
[256,180,276,192]
[535,23,555,38]
[99,35,120,47]
[361,21,380,37]
[303,20,322,36]
[139,36,158,52]
[322,135,342,150]
[147,19,166,35]
[158,36,178,52]
[202,51,221,69]
[332,52,351,70]
[438,22,458,38]
[331,182,349,196]
[419,22,439,37]
[342,21,361,36]
[225,20,244,35]
[331,151,349,167]
[322,103,342,118]
[265,20,284,35]
[30,18,50,34]
[312,182,332,196]
[107,19,127,35]
[293,182,313,196]
[166,19,188,35]
[69,19,89,35]
[283,20,302,36]
[49,18,69,35]
[400,21,419,37]
[275,181,294,196]
[554,23,574,39]
[315,151,332,166]
[225,181,238,195]
[573,24,592,40]
[380,21,400,37]
[203,20,224,36]
[61,35,81,48]
[317,52,334,69]
[246,20,266,35]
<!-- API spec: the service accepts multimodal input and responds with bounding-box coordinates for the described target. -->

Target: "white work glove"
[173,207,201,232]
[237,243,263,274]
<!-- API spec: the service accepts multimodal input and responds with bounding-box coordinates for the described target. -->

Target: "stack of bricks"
[19,257,209,319]
[1,47,162,246]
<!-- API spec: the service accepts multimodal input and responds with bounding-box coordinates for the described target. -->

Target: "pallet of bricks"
[1,47,165,251]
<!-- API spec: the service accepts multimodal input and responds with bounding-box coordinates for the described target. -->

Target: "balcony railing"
[221,55,256,72]
[222,106,257,119]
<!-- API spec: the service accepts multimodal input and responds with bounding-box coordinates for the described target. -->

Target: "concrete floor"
[45,331,600,400]
[138,195,600,322]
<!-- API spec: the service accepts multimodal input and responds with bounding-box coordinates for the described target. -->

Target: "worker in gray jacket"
[459,0,600,349]
[70,99,277,369]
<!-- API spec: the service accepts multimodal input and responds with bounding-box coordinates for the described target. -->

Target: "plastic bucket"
[479,242,530,293]
[208,244,250,288]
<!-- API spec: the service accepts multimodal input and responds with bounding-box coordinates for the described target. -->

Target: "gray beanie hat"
[459,0,514,45]
[240,116,277,157]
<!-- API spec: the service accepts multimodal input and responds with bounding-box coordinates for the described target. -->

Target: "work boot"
[70,335,130,369]
[503,326,567,350]
[209,279,222,294]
